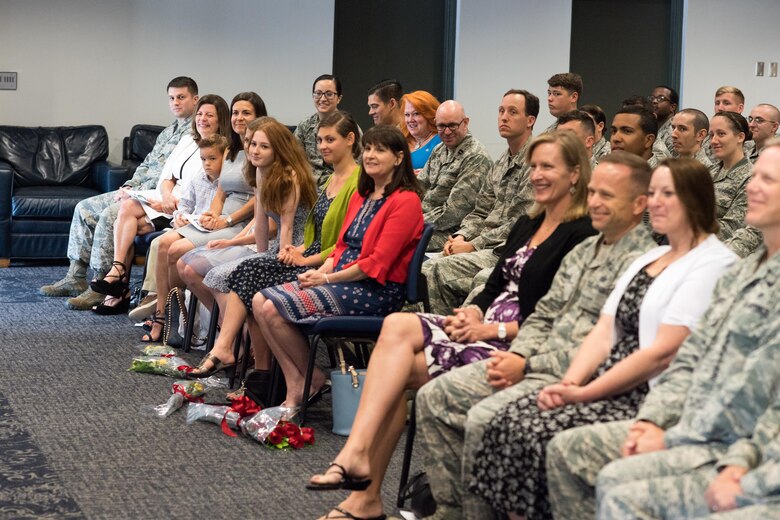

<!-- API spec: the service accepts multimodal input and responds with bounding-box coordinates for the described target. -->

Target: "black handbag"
[163,287,187,347]
[399,471,437,517]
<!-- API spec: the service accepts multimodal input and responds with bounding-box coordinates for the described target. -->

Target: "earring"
[569,184,577,195]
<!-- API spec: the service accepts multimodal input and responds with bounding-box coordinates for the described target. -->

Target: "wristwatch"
[226,215,233,226]
[497,322,507,340]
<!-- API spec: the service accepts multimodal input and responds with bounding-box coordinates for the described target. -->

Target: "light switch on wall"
[757,62,765,76]
[771,62,778,77]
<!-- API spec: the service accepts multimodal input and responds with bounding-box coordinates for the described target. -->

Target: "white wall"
[0,0,334,162]
[681,0,780,114]
[454,0,572,158]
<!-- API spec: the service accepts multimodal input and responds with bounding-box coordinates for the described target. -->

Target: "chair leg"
[239,328,252,384]
[205,302,220,353]
[183,293,198,353]
[397,398,417,509]
[299,334,320,425]
[268,358,286,407]
[229,330,242,389]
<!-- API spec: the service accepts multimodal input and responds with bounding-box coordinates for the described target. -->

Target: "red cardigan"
[330,189,424,285]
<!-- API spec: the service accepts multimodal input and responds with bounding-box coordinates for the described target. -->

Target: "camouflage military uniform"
[651,117,674,162]
[415,225,655,519]
[423,142,534,314]
[418,133,492,251]
[547,246,780,519]
[711,157,761,257]
[294,113,333,187]
[692,145,719,175]
[67,119,191,274]
[592,136,612,162]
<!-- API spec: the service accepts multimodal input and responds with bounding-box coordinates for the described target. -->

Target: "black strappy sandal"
[90,261,129,297]
[306,462,372,491]
[92,288,131,315]
[140,311,164,343]
[322,506,386,520]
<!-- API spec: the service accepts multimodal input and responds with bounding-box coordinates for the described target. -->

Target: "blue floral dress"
[261,197,406,324]
[227,189,332,310]
[421,243,536,378]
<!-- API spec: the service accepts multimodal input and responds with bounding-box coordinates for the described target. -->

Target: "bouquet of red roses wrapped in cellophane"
[129,354,194,378]
[186,396,262,436]
[140,379,210,418]
[241,406,315,449]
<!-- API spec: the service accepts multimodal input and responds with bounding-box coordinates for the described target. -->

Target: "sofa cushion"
[0,125,108,187]
[12,186,101,219]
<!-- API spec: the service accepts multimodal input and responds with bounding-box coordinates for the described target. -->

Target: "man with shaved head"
[747,103,780,163]
[418,100,492,250]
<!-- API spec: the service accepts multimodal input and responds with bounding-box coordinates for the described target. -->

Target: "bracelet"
[463,304,484,321]
[324,273,330,283]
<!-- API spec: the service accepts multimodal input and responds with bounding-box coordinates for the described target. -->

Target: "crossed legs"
[306,312,433,518]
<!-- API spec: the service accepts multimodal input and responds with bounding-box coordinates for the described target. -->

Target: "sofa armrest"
[91,161,130,193]
[0,161,13,258]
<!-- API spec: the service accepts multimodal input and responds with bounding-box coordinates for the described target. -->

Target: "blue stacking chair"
[297,223,434,425]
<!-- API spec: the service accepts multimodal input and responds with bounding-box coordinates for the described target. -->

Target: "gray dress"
[176,151,253,246]
[202,204,309,293]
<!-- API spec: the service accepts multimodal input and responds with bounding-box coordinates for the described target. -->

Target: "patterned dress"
[200,205,309,293]
[421,244,535,378]
[228,189,331,310]
[468,269,654,519]
[261,197,405,324]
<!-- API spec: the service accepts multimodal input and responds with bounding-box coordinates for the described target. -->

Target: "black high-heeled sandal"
[140,311,165,343]
[90,261,128,297]
[92,288,131,316]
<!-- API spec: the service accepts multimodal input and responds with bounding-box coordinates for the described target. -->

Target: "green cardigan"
[303,165,361,262]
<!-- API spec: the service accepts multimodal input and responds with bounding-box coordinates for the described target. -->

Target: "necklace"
[414,132,434,149]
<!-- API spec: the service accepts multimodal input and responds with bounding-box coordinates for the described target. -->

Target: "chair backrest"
[405,223,434,306]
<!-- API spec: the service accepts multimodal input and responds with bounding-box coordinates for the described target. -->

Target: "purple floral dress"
[421,243,536,378]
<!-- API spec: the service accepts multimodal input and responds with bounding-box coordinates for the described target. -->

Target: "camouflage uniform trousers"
[596,445,731,519]
[422,249,498,315]
[67,191,122,275]
[415,359,556,519]
[546,419,632,519]
[427,231,449,254]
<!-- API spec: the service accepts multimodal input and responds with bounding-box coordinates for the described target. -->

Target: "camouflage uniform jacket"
[295,113,333,185]
[736,393,780,499]
[509,224,656,376]
[124,117,192,190]
[454,140,534,251]
[636,247,780,491]
[657,117,674,153]
[711,157,760,257]
[418,132,492,235]
[592,136,611,161]
[692,146,718,175]
[651,118,674,162]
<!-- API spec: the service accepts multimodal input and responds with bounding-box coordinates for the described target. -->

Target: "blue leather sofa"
[0,125,129,264]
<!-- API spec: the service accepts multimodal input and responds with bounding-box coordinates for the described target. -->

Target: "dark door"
[332,0,456,131]
[570,0,683,121]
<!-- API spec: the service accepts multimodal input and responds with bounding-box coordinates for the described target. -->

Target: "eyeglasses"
[649,95,670,103]
[313,91,338,100]
[436,119,466,133]
[748,116,778,125]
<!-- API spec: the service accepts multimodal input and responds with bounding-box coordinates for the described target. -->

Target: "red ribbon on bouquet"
[220,396,261,437]
[171,383,204,403]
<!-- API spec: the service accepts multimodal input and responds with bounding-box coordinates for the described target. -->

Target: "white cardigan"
[602,234,738,385]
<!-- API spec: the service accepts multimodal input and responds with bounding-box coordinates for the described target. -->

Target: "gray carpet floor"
[0,264,414,519]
